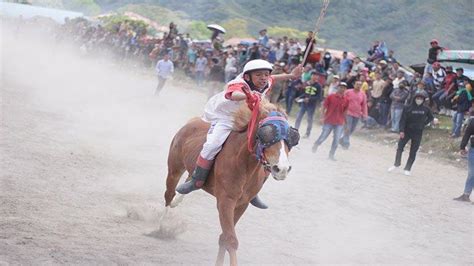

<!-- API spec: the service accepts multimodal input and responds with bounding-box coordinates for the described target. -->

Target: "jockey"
[176,59,302,208]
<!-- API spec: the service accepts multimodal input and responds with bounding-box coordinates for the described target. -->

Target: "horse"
[163,99,299,266]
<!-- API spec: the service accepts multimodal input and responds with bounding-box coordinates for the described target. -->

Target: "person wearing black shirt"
[453,116,474,202]
[424,39,443,76]
[302,31,316,66]
[388,92,434,176]
[427,39,443,64]
[294,72,323,138]
[378,77,394,127]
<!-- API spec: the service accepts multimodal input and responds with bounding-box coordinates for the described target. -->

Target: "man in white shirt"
[195,53,208,86]
[155,53,174,95]
[392,70,406,89]
[224,52,237,83]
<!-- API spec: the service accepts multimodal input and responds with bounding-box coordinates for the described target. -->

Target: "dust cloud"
[1,22,472,265]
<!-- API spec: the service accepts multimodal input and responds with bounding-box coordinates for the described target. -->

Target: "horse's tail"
[164,133,186,207]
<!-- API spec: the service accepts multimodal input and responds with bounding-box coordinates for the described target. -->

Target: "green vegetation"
[63,0,101,15]
[98,14,148,33]
[31,0,473,65]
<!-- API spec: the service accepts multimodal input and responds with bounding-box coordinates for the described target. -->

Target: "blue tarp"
[0,2,84,24]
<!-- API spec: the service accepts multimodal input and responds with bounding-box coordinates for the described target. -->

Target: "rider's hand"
[291,64,303,79]
[246,93,260,108]
[460,149,468,156]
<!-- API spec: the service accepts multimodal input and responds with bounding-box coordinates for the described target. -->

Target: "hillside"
[30,0,474,64]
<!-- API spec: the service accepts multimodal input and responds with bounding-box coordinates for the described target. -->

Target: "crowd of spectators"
[12,16,474,141]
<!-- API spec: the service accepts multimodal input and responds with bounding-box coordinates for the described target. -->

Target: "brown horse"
[163,100,299,265]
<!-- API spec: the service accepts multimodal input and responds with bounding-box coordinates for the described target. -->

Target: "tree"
[221,18,251,39]
[186,21,209,40]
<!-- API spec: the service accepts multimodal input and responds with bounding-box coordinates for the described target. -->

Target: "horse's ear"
[276,105,288,119]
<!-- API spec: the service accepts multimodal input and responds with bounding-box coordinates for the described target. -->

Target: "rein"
[241,87,261,154]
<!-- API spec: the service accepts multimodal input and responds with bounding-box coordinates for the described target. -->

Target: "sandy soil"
[1,26,473,265]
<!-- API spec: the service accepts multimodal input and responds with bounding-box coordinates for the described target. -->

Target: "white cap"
[243,59,273,74]
[333,75,340,79]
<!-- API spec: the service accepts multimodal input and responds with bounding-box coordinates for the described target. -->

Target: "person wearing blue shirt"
[339,51,352,79]
[258,29,269,48]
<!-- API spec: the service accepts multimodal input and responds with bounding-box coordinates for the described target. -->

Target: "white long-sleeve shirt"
[155,59,174,79]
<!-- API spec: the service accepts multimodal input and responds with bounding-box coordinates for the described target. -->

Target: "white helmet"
[243,59,273,75]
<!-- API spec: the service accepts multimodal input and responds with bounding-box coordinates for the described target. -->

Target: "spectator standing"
[154,53,174,95]
[327,75,340,95]
[424,39,443,75]
[390,80,410,132]
[392,70,406,89]
[295,72,323,138]
[269,62,287,104]
[301,65,313,82]
[322,52,332,71]
[195,52,208,87]
[303,31,316,61]
[224,52,237,83]
[379,60,391,80]
[386,50,397,64]
[388,92,434,176]
[349,57,365,78]
[285,78,303,115]
[339,51,351,79]
[208,58,225,99]
[431,61,446,92]
[370,71,385,101]
[451,83,473,138]
[258,29,269,48]
[453,114,474,202]
[312,82,349,160]
[340,81,368,148]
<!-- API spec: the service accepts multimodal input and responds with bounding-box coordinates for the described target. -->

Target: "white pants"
[200,120,234,161]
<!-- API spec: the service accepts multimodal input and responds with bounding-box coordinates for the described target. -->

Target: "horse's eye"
[257,124,277,146]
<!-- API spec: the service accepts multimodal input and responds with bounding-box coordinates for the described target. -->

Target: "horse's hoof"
[250,195,268,209]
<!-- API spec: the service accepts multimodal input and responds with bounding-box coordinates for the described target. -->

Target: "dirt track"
[1,27,473,265]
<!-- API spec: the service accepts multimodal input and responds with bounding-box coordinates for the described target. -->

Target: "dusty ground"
[1,26,473,265]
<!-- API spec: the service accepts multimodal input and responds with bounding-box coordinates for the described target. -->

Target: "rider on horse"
[176,59,302,208]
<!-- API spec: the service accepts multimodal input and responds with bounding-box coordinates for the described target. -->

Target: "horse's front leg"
[215,234,226,266]
[216,198,238,266]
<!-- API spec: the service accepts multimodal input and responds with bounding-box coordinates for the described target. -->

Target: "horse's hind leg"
[164,163,186,207]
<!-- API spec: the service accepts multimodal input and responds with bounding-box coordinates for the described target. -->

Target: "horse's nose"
[272,165,280,173]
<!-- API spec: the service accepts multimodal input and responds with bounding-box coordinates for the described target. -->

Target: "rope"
[240,86,261,153]
[302,0,331,66]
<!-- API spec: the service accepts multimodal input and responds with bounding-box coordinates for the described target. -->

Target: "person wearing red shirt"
[340,81,368,149]
[311,82,349,160]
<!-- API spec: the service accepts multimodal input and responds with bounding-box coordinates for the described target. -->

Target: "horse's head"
[256,111,300,180]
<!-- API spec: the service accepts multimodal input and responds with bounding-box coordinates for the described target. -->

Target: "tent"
[224,37,257,47]
[437,50,474,65]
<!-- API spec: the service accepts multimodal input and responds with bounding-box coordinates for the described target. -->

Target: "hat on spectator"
[333,75,340,79]
[430,39,439,44]
[339,82,348,87]
[379,60,387,65]
[456,67,464,72]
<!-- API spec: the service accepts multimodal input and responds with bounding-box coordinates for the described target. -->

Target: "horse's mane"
[233,99,287,132]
